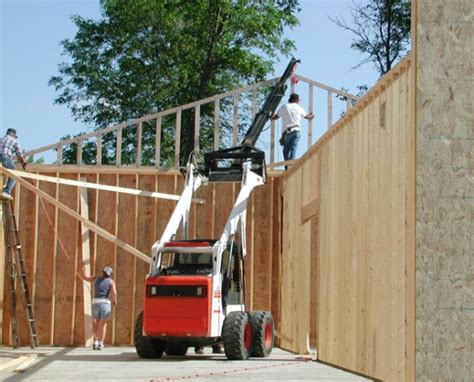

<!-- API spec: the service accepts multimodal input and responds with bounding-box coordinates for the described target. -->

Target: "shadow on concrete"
[3,347,73,382]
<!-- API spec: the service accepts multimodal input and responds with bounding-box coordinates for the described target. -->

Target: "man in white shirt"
[272,93,314,167]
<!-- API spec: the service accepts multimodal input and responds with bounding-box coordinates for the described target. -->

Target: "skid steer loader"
[134,58,300,360]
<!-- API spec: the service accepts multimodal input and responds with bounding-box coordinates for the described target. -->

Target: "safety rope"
[32,176,72,261]
[149,357,312,381]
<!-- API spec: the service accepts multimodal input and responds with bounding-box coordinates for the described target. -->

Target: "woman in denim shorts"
[79,264,117,350]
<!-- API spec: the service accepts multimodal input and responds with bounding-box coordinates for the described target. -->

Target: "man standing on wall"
[0,128,27,199]
[272,93,314,167]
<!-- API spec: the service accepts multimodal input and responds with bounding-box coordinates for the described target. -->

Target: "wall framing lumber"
[31,175,39,329]
[134,175,156,336]
[36,174,56,345]
[70,173,80,344]
[280,55,415,381]
[79,184,93,347]
[50,172,59,345]
[1,170,281,349]
[7,169,203,204]
[0,356,29,372]
[130,175,139,344]
[1,169,151,265]
[300,198,319,224]
[110,174,119,344]
[54,173,78,345]
[115,174,137,345]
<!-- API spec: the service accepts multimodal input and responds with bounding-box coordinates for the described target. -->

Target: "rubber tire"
[165,342,188,356]
[134,311,165,359]
[249,311,274,357]
[222,311,252,360]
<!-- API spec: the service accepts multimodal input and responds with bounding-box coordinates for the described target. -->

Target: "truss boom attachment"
[203,57,300,183]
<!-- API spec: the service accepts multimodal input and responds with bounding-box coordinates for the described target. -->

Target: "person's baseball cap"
[103,266,113,276]
[6,128,17,137]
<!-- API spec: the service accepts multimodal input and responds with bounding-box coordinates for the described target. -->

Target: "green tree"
[330,0,411,76]
[49,0,300,166]
[26,155,45,164]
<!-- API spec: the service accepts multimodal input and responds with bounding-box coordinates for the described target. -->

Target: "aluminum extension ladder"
[2,198,38,348]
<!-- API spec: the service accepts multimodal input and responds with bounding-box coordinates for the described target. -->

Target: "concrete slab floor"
[0,347,372,381]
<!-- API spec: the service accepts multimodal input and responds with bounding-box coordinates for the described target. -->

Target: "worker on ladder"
[0,128,27,200]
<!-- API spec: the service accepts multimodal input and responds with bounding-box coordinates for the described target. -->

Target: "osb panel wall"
[416,1,473,380]
[279,56,415,381]
[1,171,281,346]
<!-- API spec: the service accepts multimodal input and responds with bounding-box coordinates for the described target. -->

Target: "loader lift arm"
[203,57,300,182]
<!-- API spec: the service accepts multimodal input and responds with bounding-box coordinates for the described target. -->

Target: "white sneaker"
[97,343,104,350]
[2,192,13,200]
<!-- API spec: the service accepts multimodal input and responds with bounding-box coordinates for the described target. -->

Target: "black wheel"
[249,311,274,357]
[134,311,165,358]
[165,342,188,356]
[222,311,252,360]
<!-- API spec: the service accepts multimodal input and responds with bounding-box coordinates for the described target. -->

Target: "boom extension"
[241,57,300,147]
[204,57,300,182]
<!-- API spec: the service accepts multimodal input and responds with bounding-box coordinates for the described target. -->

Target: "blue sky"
[0,0,379,163]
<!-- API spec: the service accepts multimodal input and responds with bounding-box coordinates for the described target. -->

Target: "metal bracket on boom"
[203,145,266,183]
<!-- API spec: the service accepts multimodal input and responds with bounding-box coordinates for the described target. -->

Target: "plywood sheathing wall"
[1,172,281,346]
[280,55,415,381]
[416,1,474,380]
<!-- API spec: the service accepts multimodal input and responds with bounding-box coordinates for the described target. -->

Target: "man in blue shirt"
[0,128,27,199]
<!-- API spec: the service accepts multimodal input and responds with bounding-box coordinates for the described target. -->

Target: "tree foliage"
[330,0,411,76]
[49,0,300,165]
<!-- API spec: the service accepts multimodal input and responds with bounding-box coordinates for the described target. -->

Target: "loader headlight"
[146,286,158,297]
